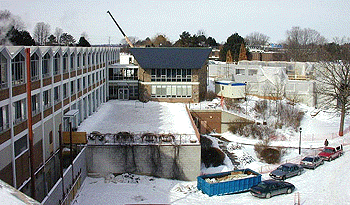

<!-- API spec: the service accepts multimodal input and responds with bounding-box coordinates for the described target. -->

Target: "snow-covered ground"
[71,99,350,205]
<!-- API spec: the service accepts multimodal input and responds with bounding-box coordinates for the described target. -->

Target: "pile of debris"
[104,173,155,184]
[204,171,255,184]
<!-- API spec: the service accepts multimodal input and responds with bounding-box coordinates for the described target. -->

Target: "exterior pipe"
[25,48,36,199]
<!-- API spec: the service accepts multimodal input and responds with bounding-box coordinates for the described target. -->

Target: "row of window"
[151,69,192,82]
[109,67,138,81]
[235,68,258,76]
[0,50,117,88]
[0,78,106,131]
[151,85,192,98]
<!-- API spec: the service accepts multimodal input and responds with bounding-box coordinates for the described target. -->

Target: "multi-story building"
[130,47,212,103]
[0,45,119,202]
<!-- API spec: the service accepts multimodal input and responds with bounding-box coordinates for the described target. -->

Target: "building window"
[77,53,80,68]
[0,53,8,88]
[54,86,60,104]
[71,80,75,94]
[53,53,60,75]
[63,83,69,99]
[77,78,81,92]
[83,76,86,89]
[11,53,25,86]
[235,69,245,75]
[0,105,9,131]
[63,53,68,73]
[31,94,40,115]
[70,53,75,71]
[14,135,28,157]
[42,53,51,78]
[43,90,51,109]
[13,99,26,124]
[151,69,191,82]
[109,67,138,81]
[92,53,95,65]
[82,53,86,68]
[92,73,95,84]
[151,85,192,98]
[248,69,257,76]
[30,53,40,81]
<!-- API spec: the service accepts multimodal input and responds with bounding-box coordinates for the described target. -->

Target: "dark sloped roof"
[130,47,212,69]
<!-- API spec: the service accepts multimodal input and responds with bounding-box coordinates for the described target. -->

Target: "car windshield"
[302,157,313,162]
[323,148,334,153]
[277,165,289,172]
[257,182,267,189]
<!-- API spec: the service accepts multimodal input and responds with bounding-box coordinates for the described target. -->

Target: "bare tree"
[315,47,350,136]
[54,27,63,45]
[33,22,50,45]
[245,32,270,46]
[332,36,350,45]
[285,26,327,62]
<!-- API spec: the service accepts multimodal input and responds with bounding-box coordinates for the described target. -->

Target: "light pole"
[299,127,302,155]
[245,82,247,115]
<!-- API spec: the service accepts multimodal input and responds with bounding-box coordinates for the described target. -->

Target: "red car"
[318,146,343,161]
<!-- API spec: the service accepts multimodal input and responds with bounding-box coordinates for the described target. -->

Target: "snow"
[71,98,350,205]
[78,100,196,141]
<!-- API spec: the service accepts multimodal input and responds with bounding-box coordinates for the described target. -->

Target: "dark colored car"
[300,156,324,169]
[250,180,295,198]
[269,163,303,180]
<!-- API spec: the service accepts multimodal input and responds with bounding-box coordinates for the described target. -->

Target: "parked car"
[300,156,324,169]
[269,163,303,180]
[250,180,295,199]
[318,146,343,161]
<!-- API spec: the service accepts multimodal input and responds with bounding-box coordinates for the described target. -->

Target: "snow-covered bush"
[228,123,276,140]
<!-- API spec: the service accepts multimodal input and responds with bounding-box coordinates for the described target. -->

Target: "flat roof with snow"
[78,100,197,143]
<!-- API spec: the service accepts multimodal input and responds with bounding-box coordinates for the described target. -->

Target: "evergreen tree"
[47,34,57,45]
[77,36,91,47]
[219,33,245,62]
[60,33,76,46]
[239,43,248,61]
[6,27,35,46]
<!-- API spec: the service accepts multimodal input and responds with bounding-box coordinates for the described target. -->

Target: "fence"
[42,146,87,205]
[86,132,199,145]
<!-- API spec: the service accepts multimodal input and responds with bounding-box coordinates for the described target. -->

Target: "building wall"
[190,110,222,134]
[137,62,208,103]
[86,144,201,181]
[0,46,119,202]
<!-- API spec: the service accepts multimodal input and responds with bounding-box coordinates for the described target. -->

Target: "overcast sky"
[1,0,349,45]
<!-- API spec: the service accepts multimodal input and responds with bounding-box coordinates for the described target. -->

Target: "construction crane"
[107,10,134,47]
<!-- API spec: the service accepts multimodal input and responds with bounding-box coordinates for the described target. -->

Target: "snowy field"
[72,99,350,205]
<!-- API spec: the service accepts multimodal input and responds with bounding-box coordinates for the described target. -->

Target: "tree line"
[0,10,91,47]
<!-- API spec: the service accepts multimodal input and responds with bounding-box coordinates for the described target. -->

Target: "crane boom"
[107,10,134,47]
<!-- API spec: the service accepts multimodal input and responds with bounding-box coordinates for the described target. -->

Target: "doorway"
[118,88,129,100]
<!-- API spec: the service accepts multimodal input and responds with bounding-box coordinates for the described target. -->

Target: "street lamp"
[245,82,247,115]
[299,127,302,155]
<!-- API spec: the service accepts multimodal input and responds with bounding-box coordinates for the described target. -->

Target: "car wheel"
[286,188,292,194]
[265,192,271,199]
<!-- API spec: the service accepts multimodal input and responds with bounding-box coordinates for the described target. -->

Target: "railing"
[86,132,199,145]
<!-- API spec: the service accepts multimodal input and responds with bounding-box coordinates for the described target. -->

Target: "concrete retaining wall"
[86,144,201,181]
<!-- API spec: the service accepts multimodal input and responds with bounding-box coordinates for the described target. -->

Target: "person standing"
[324,139,329,147]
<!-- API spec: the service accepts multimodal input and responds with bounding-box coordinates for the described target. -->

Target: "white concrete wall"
[86,144,201,181]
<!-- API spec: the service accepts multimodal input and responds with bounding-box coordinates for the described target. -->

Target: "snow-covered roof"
[78,100,196,137]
